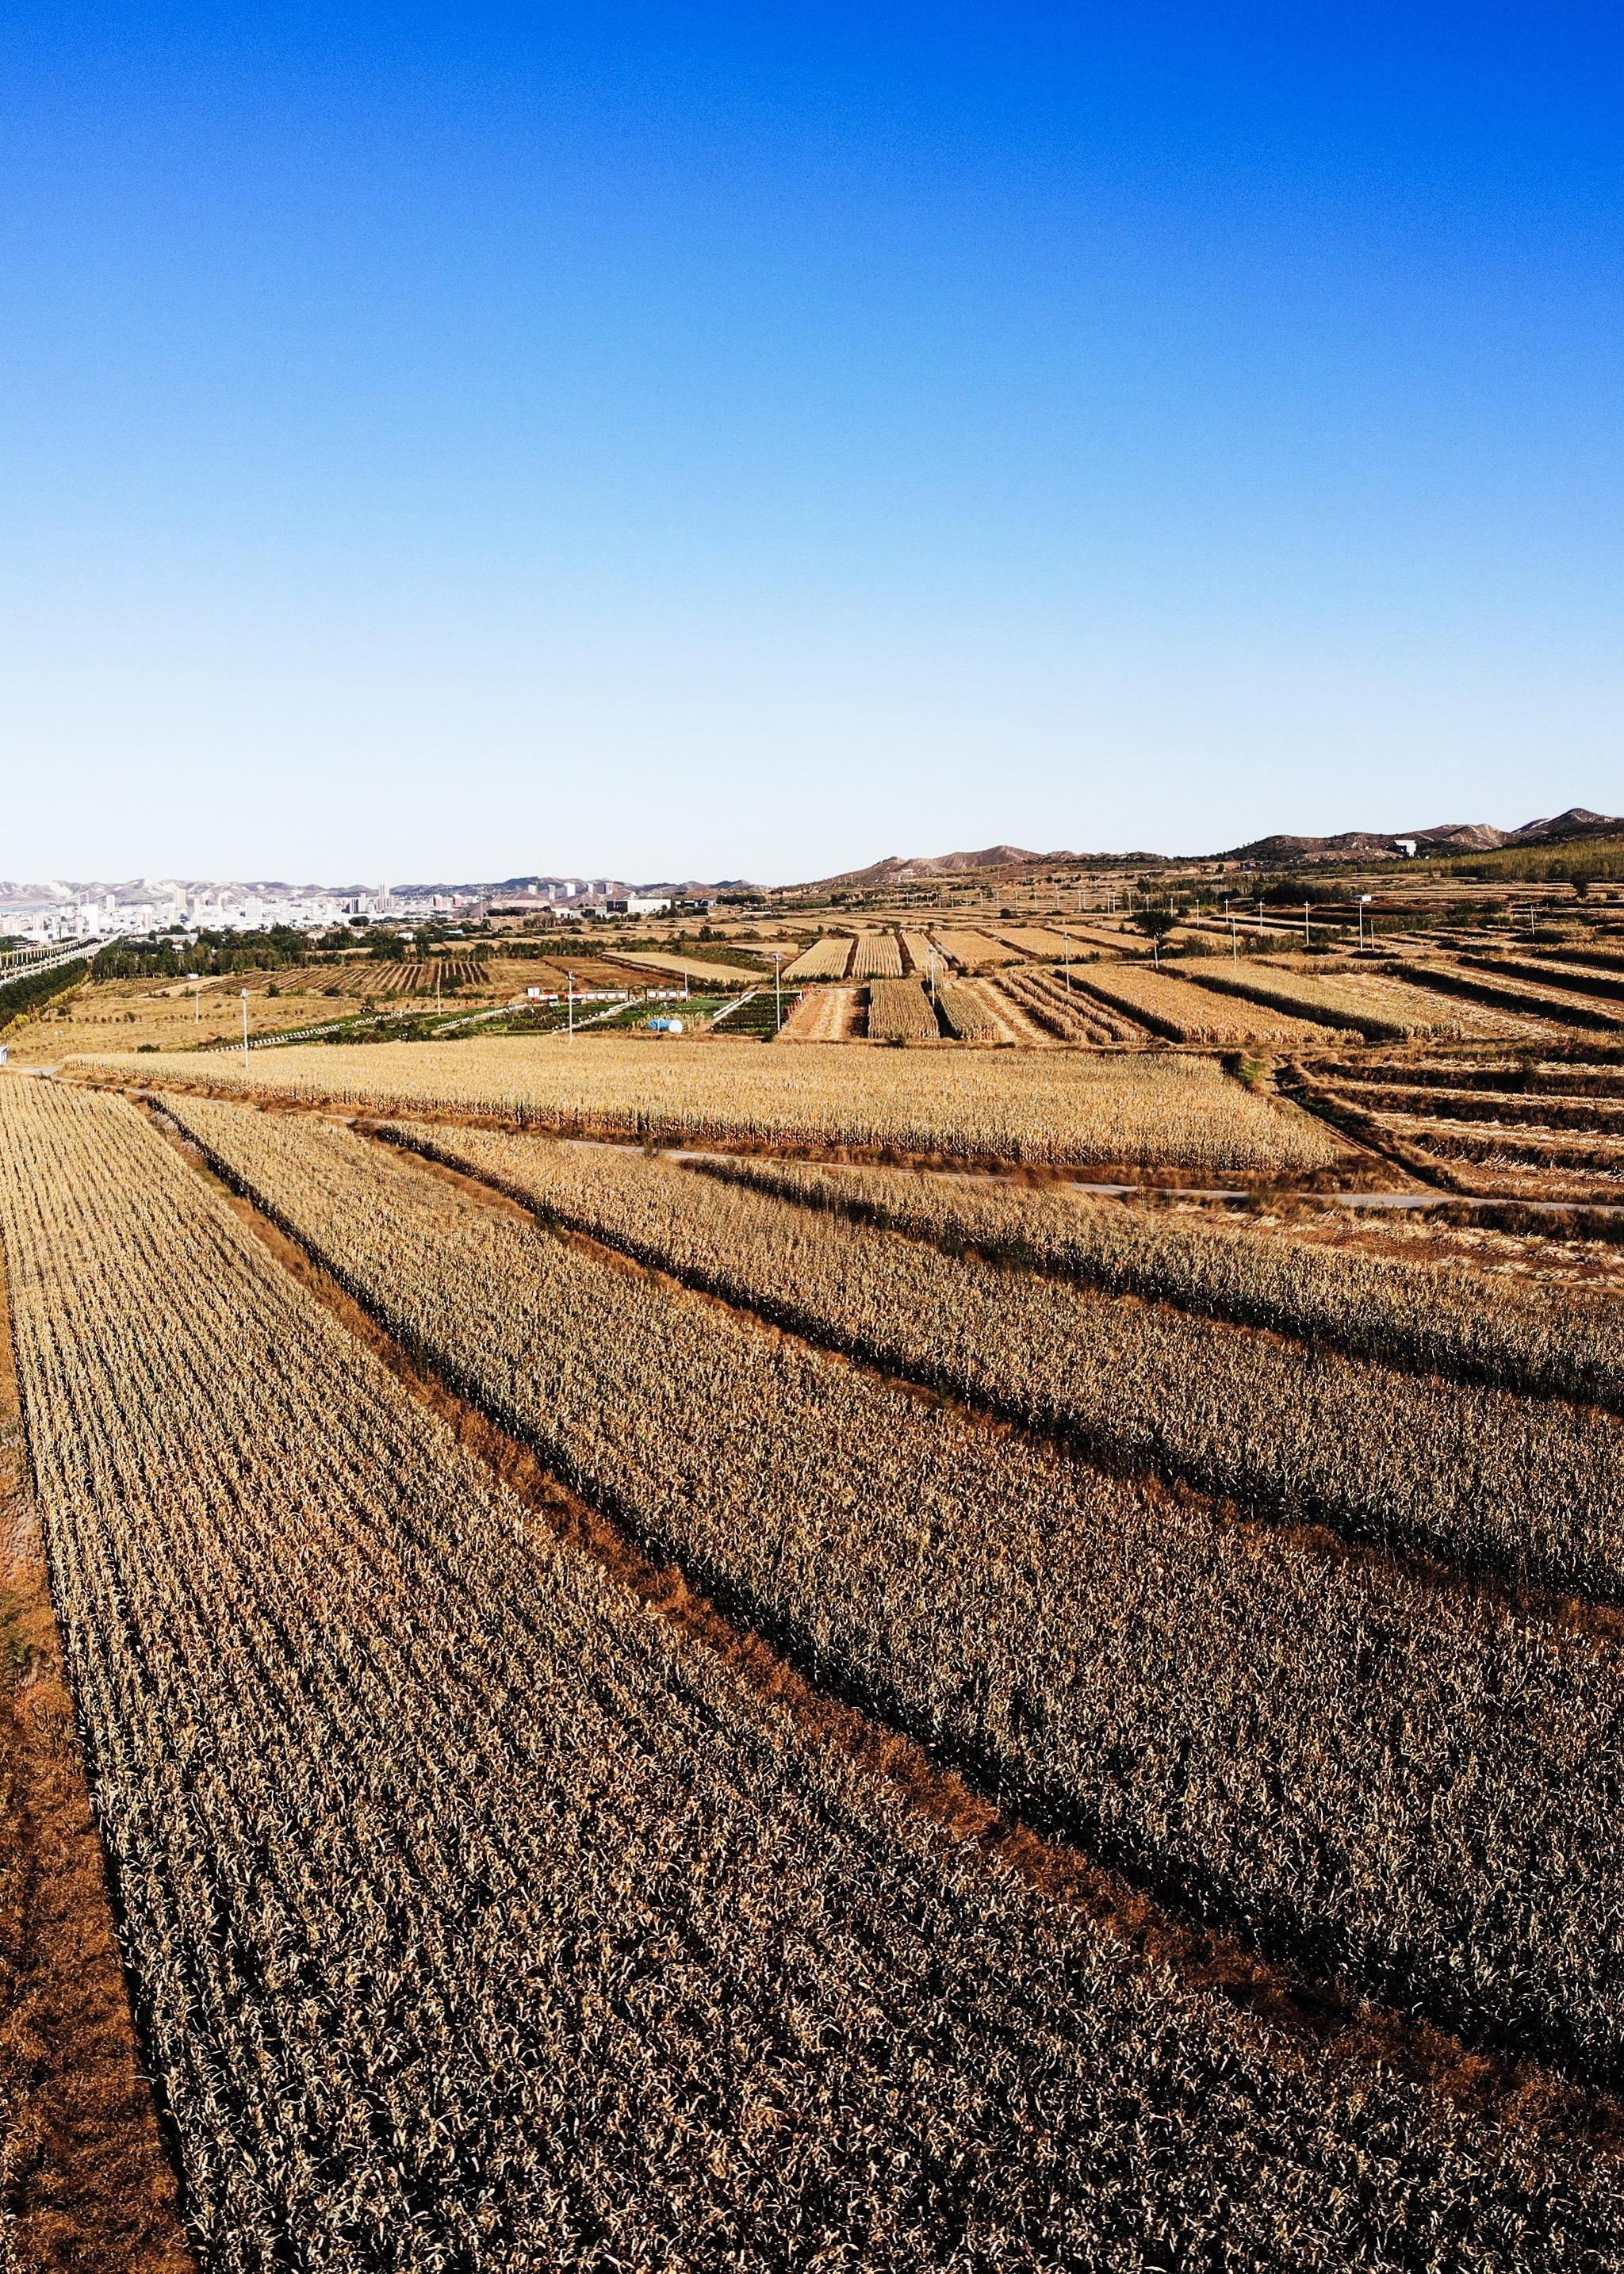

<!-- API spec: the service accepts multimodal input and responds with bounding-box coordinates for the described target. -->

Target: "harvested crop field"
[11,1020,1624,2261]
[999,965,1147,1042]
[75,1037,1350,1173]
[848,931,905,979]
[928,929,1021,971]
[6,1077,1624,2261]
[1074,963,1331,1044]
[782,936,852,981]
[865,977,940,1040]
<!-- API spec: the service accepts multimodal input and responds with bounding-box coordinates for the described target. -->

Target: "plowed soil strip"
[136,1100,1624,2149]
[0,1241,195,2268]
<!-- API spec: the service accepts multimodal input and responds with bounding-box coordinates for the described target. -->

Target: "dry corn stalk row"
[81,1037,1347,1173]
[848,932,905,980]
[1373,1116,1624,1176]
[1072,964,1330,1046]
[7,1083,1618,2266]
[928,932,1021,973]
[1382,959,1624,1032]
[934,983,1004,1042]
[0,1072,1523,2271]
[780,936,852,981]
[1323,1059,1624,1099]
[691,1154,1624,1415]
[998,967,1145,1043]
[1316,1082,1624,1135]
[375,1118,1624,1601]
[163,1097,1624,2082]
[865,979,940,1041]
[1208,962,1558,1041]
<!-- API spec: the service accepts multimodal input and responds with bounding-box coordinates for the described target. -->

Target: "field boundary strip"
[131,1098,1624,2146]
[0,1227,196,2268]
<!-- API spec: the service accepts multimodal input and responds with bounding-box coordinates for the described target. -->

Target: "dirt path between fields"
[0,1253,195,2268]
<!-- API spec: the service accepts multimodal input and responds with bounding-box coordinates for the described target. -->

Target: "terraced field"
[6,1074,1622,2264]
[1298,1056,1624,1202]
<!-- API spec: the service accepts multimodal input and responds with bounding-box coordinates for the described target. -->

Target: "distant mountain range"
[1219,807,1622,864]
[802,808,1622,890]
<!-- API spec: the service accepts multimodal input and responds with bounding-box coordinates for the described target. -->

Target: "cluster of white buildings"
[12,884,388,943]
[3,871,700,945]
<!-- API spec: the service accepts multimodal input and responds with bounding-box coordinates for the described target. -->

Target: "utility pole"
[1304,902,1311,948]
[929,948,938,1009]
[240,988,250,1063]
[1063,932,1071,993]
[567,972,575,1038]
[193,976,202,1023]
[773,953,783,1034]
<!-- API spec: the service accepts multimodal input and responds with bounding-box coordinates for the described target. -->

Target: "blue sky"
[2,4,1619,882]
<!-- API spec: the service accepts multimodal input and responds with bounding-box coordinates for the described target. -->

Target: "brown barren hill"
[0,1224,193,2271]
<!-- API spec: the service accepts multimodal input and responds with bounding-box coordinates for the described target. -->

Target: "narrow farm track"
[0,1249,194,2272]
[157,1097,1624,2092]
[11,1084,1622,2264]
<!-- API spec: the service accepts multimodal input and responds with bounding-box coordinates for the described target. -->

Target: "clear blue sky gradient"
[2,4,1619,882]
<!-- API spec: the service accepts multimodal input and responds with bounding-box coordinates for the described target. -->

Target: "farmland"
[848,930,904,979]
[866,976,939,1039]
[781,936,852,980]
[74,1033,1347,1173]
[15,880,1624,2259]
[141,1097,1624,2083]
[7,1087,1624,2260]
[929,929,1022,971]
[1071,962,1331,1045]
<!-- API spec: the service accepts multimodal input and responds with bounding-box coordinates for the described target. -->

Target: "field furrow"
[159,1095,1624,2081]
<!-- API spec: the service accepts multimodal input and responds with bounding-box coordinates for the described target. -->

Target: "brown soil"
[775,985,862,1043]
[0,1258,194,2268]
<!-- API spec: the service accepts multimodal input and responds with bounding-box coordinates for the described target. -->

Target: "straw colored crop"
[162,1096,1624,2079]
[76,1036,1347,1173]
[364,1115,1624,1602]
[691,1154,1624,1414]
[929,930,1020,971]
[848,931,904,979]
[782,936,852,980]
[1074,964,1330,1045]
[934,982,1003,1041]
[866,978,940,1040]
[999,966,1145,1043]
[25,1078,1613,2264]
[1185,963,1503,1042]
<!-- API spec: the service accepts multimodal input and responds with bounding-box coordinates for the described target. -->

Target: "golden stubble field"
[73,1032,1350,1174]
